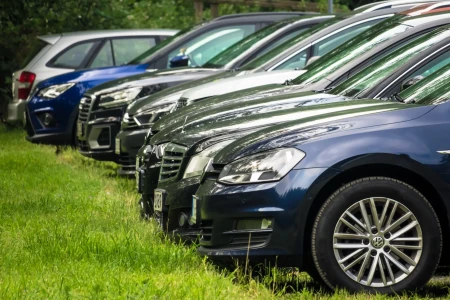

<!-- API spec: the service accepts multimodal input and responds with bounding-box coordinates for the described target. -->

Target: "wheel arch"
[301,162,450,267]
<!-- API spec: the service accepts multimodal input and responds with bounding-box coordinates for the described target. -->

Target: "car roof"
[215,12,319,21]
[38,29,179,44]
[355,0,441,12]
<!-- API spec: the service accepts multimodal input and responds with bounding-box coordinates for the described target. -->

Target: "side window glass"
[312,19,381,57]
[408,49,450,79]
[52,42,96,68]
[90,40,113,68]
[167,24,256,68]
[112,38,156,65]
[257,27,309,57]
[274,49,308,70]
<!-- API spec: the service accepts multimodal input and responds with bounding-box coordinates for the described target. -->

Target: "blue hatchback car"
[24,13,305,145]
[195,63,450,294]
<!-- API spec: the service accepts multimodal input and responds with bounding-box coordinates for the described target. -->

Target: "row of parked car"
[11,0,450,294]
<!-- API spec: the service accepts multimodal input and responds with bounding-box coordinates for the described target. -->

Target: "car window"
[90,40,113,68]
[21,39,49,69]
[257,28,309,57]
[52,41,96,68]
[331,28,450,98]
[311,19,381,57]
[113,37,156,65]
[408,48,450,79]
[167,25,256,68]
[272,49,309,70]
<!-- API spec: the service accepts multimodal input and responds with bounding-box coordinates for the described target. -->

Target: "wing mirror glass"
[401,75,424,91]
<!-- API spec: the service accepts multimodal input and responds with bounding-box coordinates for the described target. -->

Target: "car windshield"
[332,27,450,98]
[399,62,450,105]
[239,15,347,71]
[128,26,194,65]
[202,19,296,69]
[291,15,410,85]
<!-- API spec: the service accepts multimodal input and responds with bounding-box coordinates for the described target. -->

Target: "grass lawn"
[0,125,449,299]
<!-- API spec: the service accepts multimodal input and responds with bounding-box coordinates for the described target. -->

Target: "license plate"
[115,138,120,155]
[191,195,199,224]
[154,189,165,212]
[77,122,83,137]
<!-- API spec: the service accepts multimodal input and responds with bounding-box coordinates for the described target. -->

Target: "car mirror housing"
[401,75,424,91]
[169,54,189,68]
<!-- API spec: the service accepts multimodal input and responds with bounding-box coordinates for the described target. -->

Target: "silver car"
[7,29,178,124]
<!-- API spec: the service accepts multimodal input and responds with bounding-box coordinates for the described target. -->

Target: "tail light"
[18,71,36,100]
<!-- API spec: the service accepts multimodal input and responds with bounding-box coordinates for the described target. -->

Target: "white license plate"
[154,190,164,212]
[115,138,120,155]
[77,122,83,137]
[191,195,199,224]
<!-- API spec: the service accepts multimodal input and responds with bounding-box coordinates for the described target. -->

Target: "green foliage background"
[0,0,370,117]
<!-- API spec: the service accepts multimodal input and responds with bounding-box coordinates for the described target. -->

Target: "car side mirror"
[169,54,189,68]
[401,75,424,91]
[306,56,321,67]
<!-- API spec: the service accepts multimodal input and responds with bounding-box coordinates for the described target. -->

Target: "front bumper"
[196,168,329,267]
[116,128,149,175]
[6,100,26,124]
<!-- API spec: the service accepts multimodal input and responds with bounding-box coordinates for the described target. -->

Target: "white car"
[7,29,178,124]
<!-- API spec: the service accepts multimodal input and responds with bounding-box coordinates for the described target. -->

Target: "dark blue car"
[24,13,302,145]
[195,63,450,293]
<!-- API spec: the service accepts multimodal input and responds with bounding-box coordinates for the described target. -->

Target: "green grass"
[0,125,449,299]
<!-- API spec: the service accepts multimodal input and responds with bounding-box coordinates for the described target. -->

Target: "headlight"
[99,87,142,108]
[218,148,305,185]
[134,104,174,126]
[183,140,234,179]
[38,83,75,99]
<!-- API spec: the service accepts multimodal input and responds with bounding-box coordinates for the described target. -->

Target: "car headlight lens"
[183,140,234,179]
[99,87,142,108]
[218,148,305,184]
[134,104,174,126]
[38,83,75,99]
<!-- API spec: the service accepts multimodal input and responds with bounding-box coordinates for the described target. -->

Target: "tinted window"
[52,42,96,68]
[113,38,156,65]
[331,28,450,98]
[400,62,450,105]
[202,21,289,69]
[272,49,308,70]
[90,41,113,68]
[21,39,49,69]
[257,27,309,57]
[312,19,381,57]
[167,25,256,68]
[292,16,409,86]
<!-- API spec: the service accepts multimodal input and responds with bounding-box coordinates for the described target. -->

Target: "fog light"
[237,218,273,230]
[43,113,54,126]
[178,212,189,227]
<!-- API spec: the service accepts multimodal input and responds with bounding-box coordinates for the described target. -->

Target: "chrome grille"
[78,95,94,122]
[159,143,187,181]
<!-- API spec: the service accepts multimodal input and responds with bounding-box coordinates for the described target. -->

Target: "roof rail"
[214,11,317,20]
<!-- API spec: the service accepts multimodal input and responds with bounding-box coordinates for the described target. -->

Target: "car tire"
[139,197,152,220]
[312,177,441,294]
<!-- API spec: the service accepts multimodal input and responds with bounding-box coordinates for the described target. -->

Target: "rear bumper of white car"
[6,100,26,124]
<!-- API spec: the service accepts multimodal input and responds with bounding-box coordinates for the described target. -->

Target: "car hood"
[126,70,240,115]
[213,103,434,164]
[181,69,307,103]
[37,64,150,89]
[152,82,308,132]
[86,67,221,96]
[152,95,402,151]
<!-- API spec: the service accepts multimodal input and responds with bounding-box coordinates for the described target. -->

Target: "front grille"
[174,97,188,111]
[78,139,89,152]
[97,127,110,146]
[119,152,136,172]
[228,231,271,248]
[78,96,94,122]
[199,220,213,242]
[159,143,187,181]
